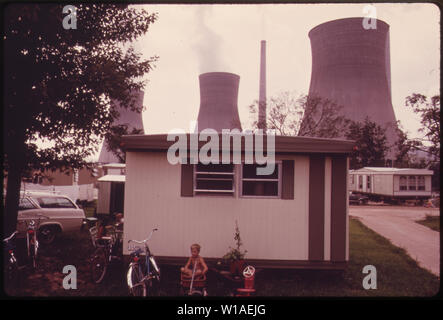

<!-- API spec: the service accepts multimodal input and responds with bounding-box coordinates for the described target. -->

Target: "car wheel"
[38,226,57,245]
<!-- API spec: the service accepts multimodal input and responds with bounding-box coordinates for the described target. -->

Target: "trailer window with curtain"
[417,176,425,190]
[240,162,281,197]
[408,176,416,190]
[399,176,407,190]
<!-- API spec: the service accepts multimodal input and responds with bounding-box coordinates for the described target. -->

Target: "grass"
[416,215,440,232]
[4,218,440,297]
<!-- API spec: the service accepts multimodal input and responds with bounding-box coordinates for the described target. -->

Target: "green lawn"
[416,215,440,232]
[5,217,440,297]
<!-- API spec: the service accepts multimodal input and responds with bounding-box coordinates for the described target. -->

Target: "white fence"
[21,183,97,202]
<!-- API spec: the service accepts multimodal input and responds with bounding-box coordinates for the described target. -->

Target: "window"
[194,163,235,196]
[350,175,355,185]
[399,176,407,190]
[358,175,363,189]
[417,176,425,191]
[181,160,294,199]
[408,176,416,191]
[19,198,36,210]
[367,175,371,189]
[36,197,76,208]
[241,163,281,197]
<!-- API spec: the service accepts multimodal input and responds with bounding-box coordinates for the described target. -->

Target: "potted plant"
[222,220,247,275]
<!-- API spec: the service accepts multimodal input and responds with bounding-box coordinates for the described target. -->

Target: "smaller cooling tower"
[195,72,242,132]
[98,90,145,163]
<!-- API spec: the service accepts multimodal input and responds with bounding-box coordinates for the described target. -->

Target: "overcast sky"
[130,3,439,140]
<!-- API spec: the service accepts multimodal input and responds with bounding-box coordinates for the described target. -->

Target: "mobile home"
[349,167,433,202]
[121,133,354,269]
[96,163,126,216]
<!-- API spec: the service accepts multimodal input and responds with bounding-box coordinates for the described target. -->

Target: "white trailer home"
[121,134,354,269]
[349,167,433,202]
[96,163,126,216]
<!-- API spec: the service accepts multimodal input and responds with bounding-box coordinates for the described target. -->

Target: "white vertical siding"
[123,152,311,261]
[97,181,111,214]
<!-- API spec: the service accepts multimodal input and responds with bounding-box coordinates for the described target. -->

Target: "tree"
[345,118,389,169]
[404,94,440,165]
[249,91,349,137]
[393,121,423,168]
[104,125,143,163]
[3,4,158,234]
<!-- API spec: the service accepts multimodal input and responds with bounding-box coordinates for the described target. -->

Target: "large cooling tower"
[307,17,398,155]
[195,72,242,132]
[98,90,145,163]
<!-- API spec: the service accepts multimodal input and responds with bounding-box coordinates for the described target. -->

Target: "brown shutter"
[281,160,295,199]
[181,164,194,197]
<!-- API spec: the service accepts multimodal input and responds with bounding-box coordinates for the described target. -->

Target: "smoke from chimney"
[193,7,226,73]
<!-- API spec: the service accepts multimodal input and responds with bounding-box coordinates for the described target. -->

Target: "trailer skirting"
[151,256,348,270]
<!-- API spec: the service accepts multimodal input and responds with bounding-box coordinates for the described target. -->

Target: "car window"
[36,197,76,209]
[56,197,76,208]
[19,198,36,210]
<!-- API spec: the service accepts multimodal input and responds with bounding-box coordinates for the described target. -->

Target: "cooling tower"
[195,72,242,132]
[98,90,145,163]
[307,17,398,156]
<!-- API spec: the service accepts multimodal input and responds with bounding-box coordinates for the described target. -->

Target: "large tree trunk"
[3,161,23,236]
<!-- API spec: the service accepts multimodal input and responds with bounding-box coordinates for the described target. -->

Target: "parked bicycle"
[22,214,49,270]
[3,230,19,288]
[89,221,123,284]
[127,228,160,297]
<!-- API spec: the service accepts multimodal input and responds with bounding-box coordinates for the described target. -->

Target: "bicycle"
[23,214,49,270]
[3,230,19,289]
[89,221,123,284]
[126,228,160,297]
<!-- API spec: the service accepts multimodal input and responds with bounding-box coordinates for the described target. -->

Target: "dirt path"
[349,205,440,277]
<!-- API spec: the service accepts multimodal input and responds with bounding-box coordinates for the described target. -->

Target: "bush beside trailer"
[121,134,354,269]
[349,167,433,203]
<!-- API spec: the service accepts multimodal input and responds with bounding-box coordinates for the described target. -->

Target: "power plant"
[195,72,242,133]
[98,90,145,163]
[307,17,398,155]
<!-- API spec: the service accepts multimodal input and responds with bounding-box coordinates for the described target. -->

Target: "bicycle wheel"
[4,259,19,292]
[28,244,38,270]
[127,263,146,297]
[90,247,108,284]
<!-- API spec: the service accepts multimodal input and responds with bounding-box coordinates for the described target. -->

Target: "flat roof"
[121,134,355,155]
[350,167,433,175]
[98,175,126,182]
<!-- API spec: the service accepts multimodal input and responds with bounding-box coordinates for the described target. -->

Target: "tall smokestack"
[306,18,398,157]
[195,72,242,132]
[258,40,267,130]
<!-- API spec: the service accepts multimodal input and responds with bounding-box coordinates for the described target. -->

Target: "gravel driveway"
[349,205,440,277]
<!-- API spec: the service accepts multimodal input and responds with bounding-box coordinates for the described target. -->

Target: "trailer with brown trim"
[349,167,433,204]
[121,133,354,269]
